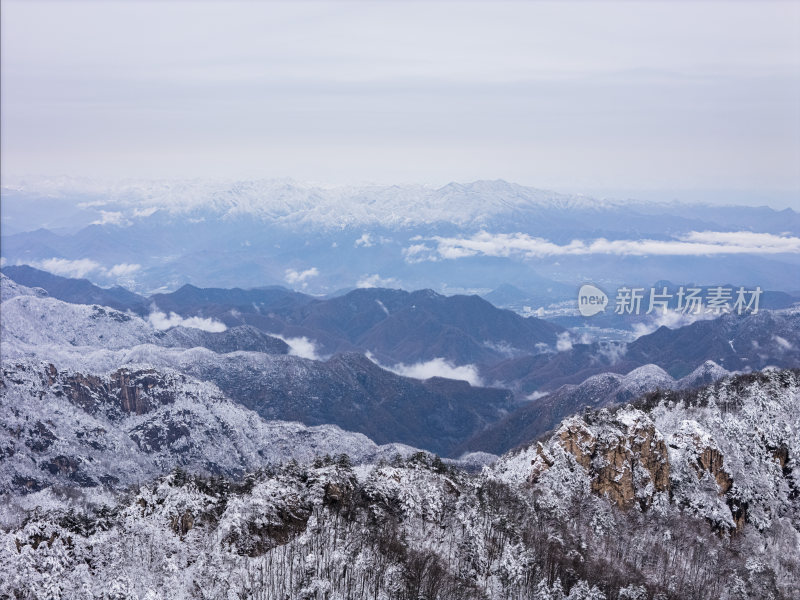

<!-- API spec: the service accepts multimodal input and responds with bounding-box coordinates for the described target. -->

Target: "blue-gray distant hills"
[3,179,799,296]
[3,268,799,458]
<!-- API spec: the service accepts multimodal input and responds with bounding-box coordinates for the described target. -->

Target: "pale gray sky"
[2,1,799,201]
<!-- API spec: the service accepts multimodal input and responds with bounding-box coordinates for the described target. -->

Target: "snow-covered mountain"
[484,308,800,397]
[2,258,800,599]
[8,270,793,461]
[0,359,420,494]
[1,276,516,456]
[0,177,622,229]
[0,281,289,357]
[5,176,800,233]
[495,369,800,536]
[0,274,48,302]
[3,178,799,294]
[462,361,733,455]
[2,370,797,599]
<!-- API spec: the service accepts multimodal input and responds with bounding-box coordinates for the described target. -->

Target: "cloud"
[27,257,142,281]
[77,200,108,209]
[354,233,374,248]
[106,263,141,278]
[271,334,322,360]
[285,267,319,286]
[30,258,102,278]
[403,243,436,263]
[133,206,158,217]
[631,309,716,338]
[773,335,793,350]
[357,274,399,289]
[377,356,484,386]
[595,342,627,365]
[556,331,573,352]
[148,310,227,332]
[405,230,800,262]
[91,210,129,226]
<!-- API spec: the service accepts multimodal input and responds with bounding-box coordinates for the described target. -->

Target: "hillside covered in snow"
[1,270,799,598]
[1,370,798,599]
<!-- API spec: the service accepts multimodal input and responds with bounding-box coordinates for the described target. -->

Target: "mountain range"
[3,268,799,462]
[1,253,799,599]
[4,178,799,298]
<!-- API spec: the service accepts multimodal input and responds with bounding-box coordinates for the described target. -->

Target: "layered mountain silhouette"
[3,266,565,365]
[3,268,798,461]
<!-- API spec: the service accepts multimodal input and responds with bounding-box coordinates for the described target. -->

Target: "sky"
[2,1,799,205]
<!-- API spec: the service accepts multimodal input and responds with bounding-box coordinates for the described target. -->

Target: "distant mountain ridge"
[1,281,516,457]
[5,177,800,230]
[2,266,565,366]
[6,269,795,463]
[3,178,799,293]
[3,264,148,311]
[5,267,798,397]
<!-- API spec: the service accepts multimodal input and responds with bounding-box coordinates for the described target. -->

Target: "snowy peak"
[0,360,421,493]
[1,177,614,229]
[495,368,800,533]
[0,272,47,301]
[677,360,730,389]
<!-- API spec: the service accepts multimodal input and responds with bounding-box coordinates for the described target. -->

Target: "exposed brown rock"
[588,422,670,509]
[528,443,555,482]
[536,416,670,510]
[45,365,177,419]
[324,482,345,507]
[694,447,733,494]
[557,421,595,469]
[535,415,752,531]
[171,510,195,537]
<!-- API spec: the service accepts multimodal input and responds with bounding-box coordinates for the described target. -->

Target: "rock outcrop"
[45,363,181,420]
[534,411,670,510]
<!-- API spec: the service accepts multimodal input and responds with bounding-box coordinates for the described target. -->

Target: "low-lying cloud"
[27,258,143,281]
[271,334,323,360]
[285,267,319,286]
[106,263,141,278]
[404,230,800,262]
[773,335,794,351]
[30,258,102,279]
[148,310,227,333]
[357,274,400,289]
[378,356,484,386]
[595,342,628,365]
[355,233,374,248]
[91,210,130,226]
[556,331,573,352]
[631,309,716,338]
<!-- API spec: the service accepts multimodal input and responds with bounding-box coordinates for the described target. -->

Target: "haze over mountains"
[2,178,800,599]
[3,178,800,299]
[4,0,799,593]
